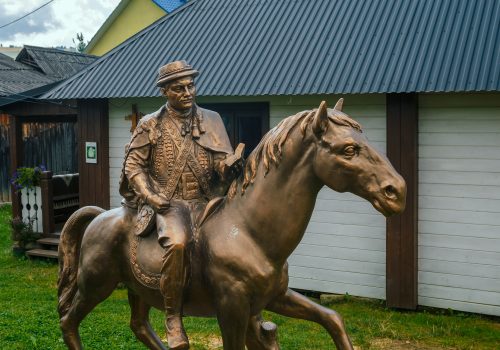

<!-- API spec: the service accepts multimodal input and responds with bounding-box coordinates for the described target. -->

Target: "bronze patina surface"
[58,75,406,349]
[118,60,239,349]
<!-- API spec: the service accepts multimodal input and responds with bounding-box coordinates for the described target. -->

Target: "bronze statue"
[58,79,406,349]
[118,60,240,349]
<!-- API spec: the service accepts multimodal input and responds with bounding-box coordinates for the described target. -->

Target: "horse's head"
[310,100,406,216]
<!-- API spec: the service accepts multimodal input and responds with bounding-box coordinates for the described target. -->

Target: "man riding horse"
[119,60,241,350]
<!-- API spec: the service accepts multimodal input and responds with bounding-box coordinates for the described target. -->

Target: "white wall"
[418,93,500,316]
[109,97,163,208]
[109,94,388,300]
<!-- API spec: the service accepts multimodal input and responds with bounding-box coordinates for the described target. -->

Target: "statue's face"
[162,76,196,111]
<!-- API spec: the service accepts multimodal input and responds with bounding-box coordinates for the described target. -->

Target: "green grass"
[0,204,499,349]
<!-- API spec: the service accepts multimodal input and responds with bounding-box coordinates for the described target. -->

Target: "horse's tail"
[57,206,105,319]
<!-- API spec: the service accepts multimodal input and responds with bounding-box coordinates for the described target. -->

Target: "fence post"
[40,171,54,235]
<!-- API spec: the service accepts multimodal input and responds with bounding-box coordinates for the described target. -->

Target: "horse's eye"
[343,145,357,158]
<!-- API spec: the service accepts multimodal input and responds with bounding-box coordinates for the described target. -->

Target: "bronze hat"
[156,60,199,87]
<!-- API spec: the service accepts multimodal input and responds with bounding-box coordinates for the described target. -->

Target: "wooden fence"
[0,114,10,202]
[23,122,78,174]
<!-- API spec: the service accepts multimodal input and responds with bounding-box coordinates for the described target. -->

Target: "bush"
[10,216,39,249]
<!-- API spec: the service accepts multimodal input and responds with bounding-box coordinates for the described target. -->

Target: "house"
[85,0,187,56]
[0,46,97,206]
[42,0,500,316]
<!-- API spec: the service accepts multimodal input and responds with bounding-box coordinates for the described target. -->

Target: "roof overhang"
[0,81,63,108]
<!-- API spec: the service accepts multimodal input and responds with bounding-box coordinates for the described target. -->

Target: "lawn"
[0,204,499,349]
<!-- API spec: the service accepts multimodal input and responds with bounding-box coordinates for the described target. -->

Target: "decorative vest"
[119,104,233,206]
[151,115,213,201]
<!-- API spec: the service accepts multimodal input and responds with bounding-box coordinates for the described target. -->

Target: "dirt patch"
[186,334,223,349]
[369,338,455,350]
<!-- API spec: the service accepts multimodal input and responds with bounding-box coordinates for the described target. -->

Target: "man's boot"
[160,242,189,350]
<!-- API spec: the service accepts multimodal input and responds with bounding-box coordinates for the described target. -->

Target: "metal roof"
[152,0,187,13]
[43,0,500,99]
[0,46,97,105]
[16,46,97,80]
[0,53,53,96]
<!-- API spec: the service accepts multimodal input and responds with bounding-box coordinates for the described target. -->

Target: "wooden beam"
[386,93,418,309]
[77,99,110,209]
[39,171,55,235]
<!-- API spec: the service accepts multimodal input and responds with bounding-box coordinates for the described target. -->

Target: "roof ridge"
[24,45,98,58]
[43,0,198,99]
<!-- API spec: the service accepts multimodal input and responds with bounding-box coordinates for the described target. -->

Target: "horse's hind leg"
[128,290,167,350]
[60,286,115,350]
[245,314,280,350]
[267,288,353,350]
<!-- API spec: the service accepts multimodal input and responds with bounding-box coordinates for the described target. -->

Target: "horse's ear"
[334,98,344,111]
[312,101,328,136]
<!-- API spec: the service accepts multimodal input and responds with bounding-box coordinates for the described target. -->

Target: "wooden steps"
[25,249,58,259]
[25,233,60,261]
[36,237,60,246]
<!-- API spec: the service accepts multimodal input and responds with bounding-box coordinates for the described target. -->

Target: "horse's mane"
[236,108,363,195]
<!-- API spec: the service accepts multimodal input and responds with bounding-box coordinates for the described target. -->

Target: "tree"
[73,33,87,53]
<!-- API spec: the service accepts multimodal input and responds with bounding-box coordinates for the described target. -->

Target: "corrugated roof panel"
[42,0,500,100]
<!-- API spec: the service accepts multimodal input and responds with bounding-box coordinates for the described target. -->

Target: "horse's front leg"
[216,293,250,350]
[267,288,354,350]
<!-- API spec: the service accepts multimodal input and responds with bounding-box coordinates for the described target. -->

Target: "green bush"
[10,216,39,248]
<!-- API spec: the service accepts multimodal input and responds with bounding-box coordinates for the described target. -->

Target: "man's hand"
[223,143,245,179]
[229,157,243,177]
[147,193,170,213]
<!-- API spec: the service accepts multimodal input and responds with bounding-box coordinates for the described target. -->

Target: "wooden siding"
[9,114,22,217]
[418,93,500,316]
[0,114,11,202]
[108,95,388,300]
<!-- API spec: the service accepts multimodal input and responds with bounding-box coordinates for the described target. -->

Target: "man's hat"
[156,60,199,87]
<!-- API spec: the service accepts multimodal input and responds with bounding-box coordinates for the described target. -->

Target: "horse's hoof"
[167,333,189,350]
[166,317,189,350]
[168,340,189,350]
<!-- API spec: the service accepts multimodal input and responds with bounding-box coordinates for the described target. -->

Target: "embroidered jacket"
[119,104,233,206]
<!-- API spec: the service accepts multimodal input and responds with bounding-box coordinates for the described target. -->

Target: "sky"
[0,0,120,48]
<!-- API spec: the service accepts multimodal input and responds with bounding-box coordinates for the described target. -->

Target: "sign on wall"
[85,142,97,164]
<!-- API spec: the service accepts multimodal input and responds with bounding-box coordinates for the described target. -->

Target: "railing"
[19,171,79,235]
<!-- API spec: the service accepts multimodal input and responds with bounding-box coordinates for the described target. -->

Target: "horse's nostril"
[384,185,397,199]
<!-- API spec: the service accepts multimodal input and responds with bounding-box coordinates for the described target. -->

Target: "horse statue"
[58,100,406,350]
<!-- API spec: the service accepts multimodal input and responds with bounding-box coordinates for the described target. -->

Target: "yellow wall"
[88,0,166,56]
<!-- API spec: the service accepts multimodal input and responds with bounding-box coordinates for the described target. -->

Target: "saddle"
[133,196,224,237]
[130,196,225,289]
